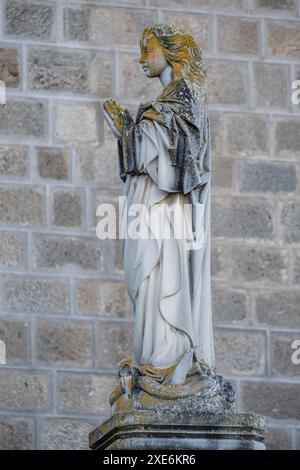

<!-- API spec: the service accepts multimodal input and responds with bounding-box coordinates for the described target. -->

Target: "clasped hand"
[103,99,133,140]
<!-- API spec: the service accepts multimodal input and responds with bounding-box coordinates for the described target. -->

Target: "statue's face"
[139,36,169,78]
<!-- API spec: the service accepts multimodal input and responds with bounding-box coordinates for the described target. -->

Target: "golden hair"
[140,24,206,86]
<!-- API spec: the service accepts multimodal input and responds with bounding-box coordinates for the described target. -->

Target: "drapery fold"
[119,96,215,372]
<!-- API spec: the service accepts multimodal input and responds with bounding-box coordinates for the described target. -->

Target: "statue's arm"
[103,108,122,140]
[102,99,138,182]
[102,99,134,140]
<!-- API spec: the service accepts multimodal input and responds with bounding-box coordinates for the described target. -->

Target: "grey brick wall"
[0,0,299,450]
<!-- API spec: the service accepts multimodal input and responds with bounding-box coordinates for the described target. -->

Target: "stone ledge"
[89,411,265,450]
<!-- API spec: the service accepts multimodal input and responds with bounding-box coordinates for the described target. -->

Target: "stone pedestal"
[89,411,265,450]
[89,360,265,450]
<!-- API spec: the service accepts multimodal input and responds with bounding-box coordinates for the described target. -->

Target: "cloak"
[117,78,211,196]
[117,78,215,372]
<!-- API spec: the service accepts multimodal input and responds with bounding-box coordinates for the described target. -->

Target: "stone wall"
[0,0,299,450]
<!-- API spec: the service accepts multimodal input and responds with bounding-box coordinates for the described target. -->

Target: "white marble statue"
[103,24,214,388]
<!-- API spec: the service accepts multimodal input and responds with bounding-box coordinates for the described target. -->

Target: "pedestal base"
[89,411,265,450]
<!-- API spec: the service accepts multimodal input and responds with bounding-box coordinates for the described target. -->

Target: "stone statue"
[103,22,230,408]
[90,24,265,450]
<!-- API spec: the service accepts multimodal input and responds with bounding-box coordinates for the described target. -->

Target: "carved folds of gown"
[111,79,234,411]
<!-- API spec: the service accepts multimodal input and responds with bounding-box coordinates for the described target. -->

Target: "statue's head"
[139,24,206,85]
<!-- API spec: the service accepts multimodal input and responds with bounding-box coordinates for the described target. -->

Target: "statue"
[89,24,265,450]
[103,22,230,407]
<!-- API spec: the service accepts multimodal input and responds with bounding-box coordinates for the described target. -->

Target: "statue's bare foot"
[168,350,193,385]
[117,358,135,398]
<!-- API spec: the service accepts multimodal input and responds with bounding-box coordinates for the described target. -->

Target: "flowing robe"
[118,78,215,374]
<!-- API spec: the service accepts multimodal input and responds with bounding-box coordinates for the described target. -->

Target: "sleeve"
[139,102,212,195]
[117,121,138,182]
[117,117,182,193]
[136,118,182,193]
[118,104,211,195]
[181,113,211,195]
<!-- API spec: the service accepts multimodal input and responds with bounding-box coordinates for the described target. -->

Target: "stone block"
[97,322,134,368]
[255,290,300,328]
[275,119,300,158]
[36,147,70,181]
[0,186,44,227]
[253,0,297,14]
[296,430,300,450]
[92,190,120,231]
[114,239,124,273]
[209,113,226,158]
[0,370,50,411]
[51,189,84,229]
[76,280,132,317]
[40,418,97,450]
[215,329,266,376]
[212,198,274,240]
[76,122,121,187]
[225,114,270,158]
[281,202,300,244]
[150,0,244,9]
[2,275,69,314]
[230,246,288,284]
[90,412,265,450]
[28,46,113,95]
[292,252,300,284]
[53,103,99,146]
[271,333,300,377]
[265,425,290,450]
[212,284,248,324]
[211,243,227,279]
[0,318,29,364]
[0,46,20,87]
[218,17,259,55]
[211,158,234,190]
[63,6,156,46]
[0,145,28,178]
[0,232,26,268]
[253,63,290,108]
[237,161,297,193]
[267,20,300,59]
[0,419,34,450]
[5,0,54,40]
[36,321,93,366]
[58,373,118,415]
[207,60,247,105]
[32,233,104,272]
[241,380,300,420]
[0,99,47,140]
